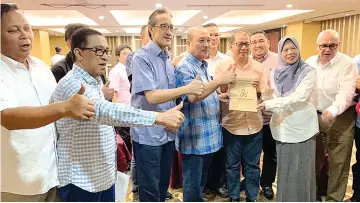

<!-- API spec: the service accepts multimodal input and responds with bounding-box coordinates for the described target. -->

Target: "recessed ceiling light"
[99,16,105,20]
[286,4,293,8]
[203,16,208,19]
[346,13,350,16]
[282,24,287,27]
[116,30,119,32]
[155,3,162,8]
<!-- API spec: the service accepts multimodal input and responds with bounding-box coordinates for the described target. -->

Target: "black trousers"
[206,147,226,190]
[260,125,277,187]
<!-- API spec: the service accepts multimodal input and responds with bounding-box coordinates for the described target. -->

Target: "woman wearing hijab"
[258,36,318,202]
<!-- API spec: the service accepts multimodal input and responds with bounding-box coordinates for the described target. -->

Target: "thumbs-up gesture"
[186,73,205,96]
[101,81,115,100]
[155,101,185,131]
[218,64,237,85]
[65,84,96,120]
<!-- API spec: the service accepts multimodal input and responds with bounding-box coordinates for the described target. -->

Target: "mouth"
[98,63,107,68]
[20,43,31,51]
[163,36,172,41]
[287,56,296,60]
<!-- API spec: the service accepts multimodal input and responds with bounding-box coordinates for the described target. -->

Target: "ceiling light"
[282,24,287,27]
[155,3,162,8]
[99,15,105,20]
[203,16,208,19]
[286,4,293,8]
[116,30,119,32]
[346,13,350,16]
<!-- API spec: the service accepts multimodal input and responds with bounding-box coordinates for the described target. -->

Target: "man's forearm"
[1,102,67,130]
[145,86,189,104]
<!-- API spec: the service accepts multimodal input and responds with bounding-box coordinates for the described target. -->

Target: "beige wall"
[49,36,69,56]
[321,14,360,57]
[31,29,51,66]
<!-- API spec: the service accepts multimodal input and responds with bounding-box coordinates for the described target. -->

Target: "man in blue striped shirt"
[53,27,185,202]
[175,26,237,202]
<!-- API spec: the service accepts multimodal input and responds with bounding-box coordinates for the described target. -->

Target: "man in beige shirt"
[215,30,266,202]
[249,30,278,200]
[306,29,358,202]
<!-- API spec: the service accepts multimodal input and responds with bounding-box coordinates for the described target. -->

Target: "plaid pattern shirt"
[54,64,157,192]
[175,53,222,155]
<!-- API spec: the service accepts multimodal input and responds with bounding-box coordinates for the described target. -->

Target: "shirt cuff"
[326,106,339,118]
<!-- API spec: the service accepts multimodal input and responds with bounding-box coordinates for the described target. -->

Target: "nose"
[19,29,29,40]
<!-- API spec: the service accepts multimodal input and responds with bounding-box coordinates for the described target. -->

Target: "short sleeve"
[131,54,156,94]
[175,63,196,101]
[0,79,17,111]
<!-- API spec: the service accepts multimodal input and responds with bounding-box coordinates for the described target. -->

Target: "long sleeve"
[93,98,157,127]
[326,61,358,117]
[265,69,316,113]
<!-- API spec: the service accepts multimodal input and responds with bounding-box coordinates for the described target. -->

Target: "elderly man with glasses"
[306,29,358,202]
[214,30,267,202]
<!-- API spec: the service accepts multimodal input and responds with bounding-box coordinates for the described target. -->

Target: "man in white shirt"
[202,22,229,198]
[306,29,358,202]
[50,46,65,66]
[0,3,96,201]
[203,23,230,78]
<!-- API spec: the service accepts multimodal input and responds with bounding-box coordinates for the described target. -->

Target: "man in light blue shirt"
[53,27,186,202]
[131,8,206,202]
[175,26,236,201]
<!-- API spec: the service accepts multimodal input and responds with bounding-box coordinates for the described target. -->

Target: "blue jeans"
[224,128,263,201]
[133,141,174,202]
[182,153,214,202]
[58,184,115,202]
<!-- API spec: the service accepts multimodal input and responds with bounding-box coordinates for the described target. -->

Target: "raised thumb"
[77,83,86,95]
[174,101,184,110]
[195,73,201,80]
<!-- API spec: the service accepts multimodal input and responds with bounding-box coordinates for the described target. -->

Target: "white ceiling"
[4,0,360,36]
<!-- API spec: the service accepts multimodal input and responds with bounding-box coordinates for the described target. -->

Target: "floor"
[124,146,357,202]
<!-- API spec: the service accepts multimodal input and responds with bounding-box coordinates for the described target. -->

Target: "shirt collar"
[185,52,208,69]
[147,40,169,58]
[232,56,251,70]
[1,54,35,72]
[73,63,102,85]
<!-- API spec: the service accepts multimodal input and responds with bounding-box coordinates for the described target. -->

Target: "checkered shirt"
[54,64,156,192]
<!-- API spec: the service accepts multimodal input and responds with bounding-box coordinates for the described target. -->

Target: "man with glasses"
[306,29,358,202]
[131,8,205,202]
[53,27,186,202]
[215,30,266,202]
[249,30,278,200]
[175,26,236,202]
[51,23,114,101]
[0,4,95,201]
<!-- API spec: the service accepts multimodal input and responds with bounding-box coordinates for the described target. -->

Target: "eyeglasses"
[154,24,176,32]
[80,47,112,56]
[233,42,250,48]
[318,44,338,50]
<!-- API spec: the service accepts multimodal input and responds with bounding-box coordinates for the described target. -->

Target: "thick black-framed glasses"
[318,44,338,50]
[233,42,251,48]
[154,24,176,32]
[80,47,112,56]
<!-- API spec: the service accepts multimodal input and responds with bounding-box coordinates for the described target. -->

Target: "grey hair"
[147,8,172,39]
[230,29,250,44]
[317,29,340,43]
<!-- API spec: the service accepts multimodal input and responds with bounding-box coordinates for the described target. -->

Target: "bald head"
[317,29,340,44]
[187,26,209,42]
[316,29,341,65]
[186,26,210,61]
